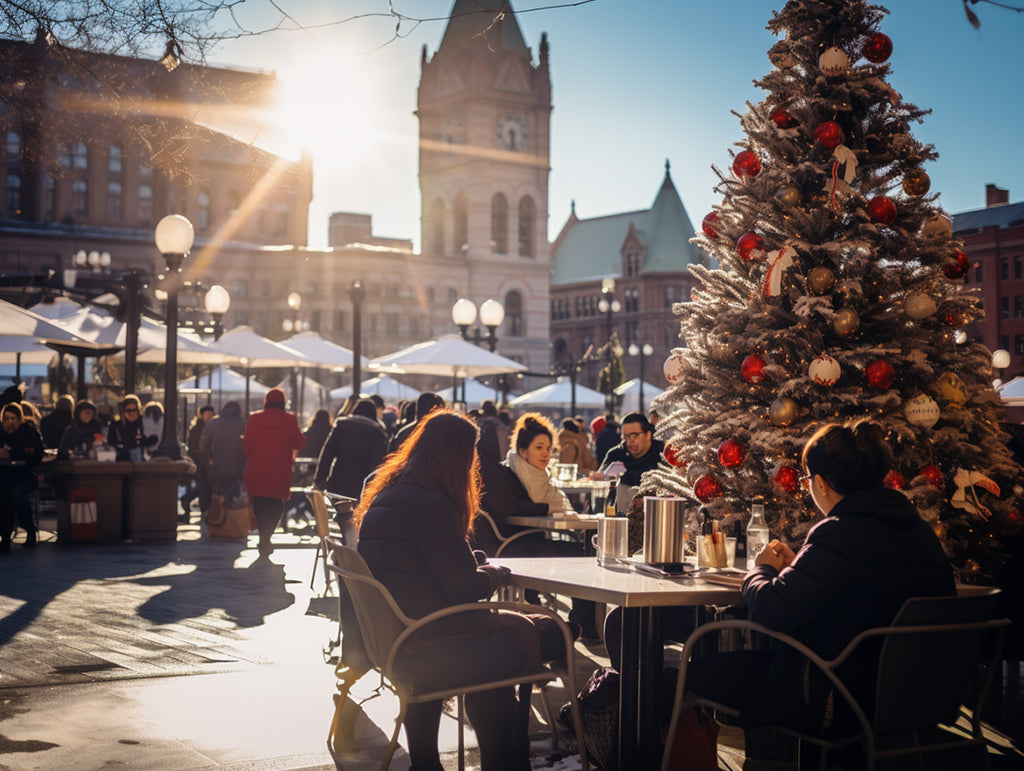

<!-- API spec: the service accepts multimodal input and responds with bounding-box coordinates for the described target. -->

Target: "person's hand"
[769,539,797,568]
[479,563,511,590]
[753,541,786,571]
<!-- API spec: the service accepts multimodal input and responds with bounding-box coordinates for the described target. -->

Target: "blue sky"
[215,0,1024,250]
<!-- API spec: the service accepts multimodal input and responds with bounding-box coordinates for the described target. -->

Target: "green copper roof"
[551,163,702,286]
[438,0,529,55]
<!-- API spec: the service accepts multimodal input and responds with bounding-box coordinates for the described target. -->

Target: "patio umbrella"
[205,326,308,413]
[437,378,500,405]
[280,331,368,371]
[179,364,269,413]
[510,377,606,410]
[331,375,421,403]
[274,372,328,421]
[614,378,666,414]
[369,335,526,378]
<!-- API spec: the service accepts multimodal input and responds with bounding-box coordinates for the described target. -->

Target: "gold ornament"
[919,215,952,242]
[769,396,799,426]
[807,266,837,295]
[905,293,937,320]
[775,185,801,207]
[832,307,860,338]
[934,372,967,407]
[902,169,931,196]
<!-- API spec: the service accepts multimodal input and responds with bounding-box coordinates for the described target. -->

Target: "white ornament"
[904,394,940,428]
[663,353,686,384]
[819,46,850,77]
[762,245,797,299]
[808,354,841,386]
[905,293,937,320]
[919,215,952,242]
[993,349,1011,369]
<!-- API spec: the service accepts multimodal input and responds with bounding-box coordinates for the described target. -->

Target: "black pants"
[0,474,37,546]
[251,496,283,555]
[604,605,696,672]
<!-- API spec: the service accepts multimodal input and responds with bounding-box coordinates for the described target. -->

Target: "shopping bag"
[69,488,98,541]
[207,482,256,539]
[661,707,720,771]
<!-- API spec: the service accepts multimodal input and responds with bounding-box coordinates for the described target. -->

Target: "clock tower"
[417,0,552,375]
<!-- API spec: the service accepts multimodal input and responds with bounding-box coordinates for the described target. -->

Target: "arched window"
[138,184,153,225]
[106,181,122,221]
[429,198,445,256]
[491,193,508,254]
[72,142,88,170]
[452,192,468,254]
[108,145,122,174]
[197,190,211,231]
[72,179,88,216]
[5,131,20,161]
[504,290,523,337]
[518,196,535,257]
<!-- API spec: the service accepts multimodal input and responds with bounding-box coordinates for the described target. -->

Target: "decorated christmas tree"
[644,0,1022,581]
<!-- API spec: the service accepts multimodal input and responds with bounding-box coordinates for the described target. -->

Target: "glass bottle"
[747,496,770,570]
[605,479,618,517]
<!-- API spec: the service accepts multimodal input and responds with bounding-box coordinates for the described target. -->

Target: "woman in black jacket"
[356,410,547,771]
[0,403,45,549]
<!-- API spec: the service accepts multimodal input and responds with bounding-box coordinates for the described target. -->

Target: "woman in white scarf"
[504,413,574,517]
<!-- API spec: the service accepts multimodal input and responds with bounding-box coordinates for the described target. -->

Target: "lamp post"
[154,214,194,460]
[628,342,654,413]
[74,249,111,273]
[204,284,231,341]
[348,280,365,397]
[452,298,505,402]
[597,278,621,410]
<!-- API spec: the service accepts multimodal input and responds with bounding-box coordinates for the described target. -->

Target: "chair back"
[872,588,1003,734]
[326,537,411,669]
[310,490,332,540]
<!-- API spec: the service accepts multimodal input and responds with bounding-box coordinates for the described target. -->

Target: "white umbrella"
[614,378,666,414]
[997,376,1024,406]
[437,378,501,405]
[179,364,269,411]
[369,334,526,378]
[275,373,329,418]
[0,299,100,364]
[206,326,308,367]
[510,377,606,409]
[280,331,368,371]
[331,375,421,403]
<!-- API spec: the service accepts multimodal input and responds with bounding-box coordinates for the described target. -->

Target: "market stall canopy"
[369,335,526,377]
[206,326,308,367]
[510,377,606,409]
[331,375,421,403]
[614,378,666,414]
[281,331,368,371]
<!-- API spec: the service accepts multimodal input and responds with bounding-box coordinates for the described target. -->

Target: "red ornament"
[702,211,719,239]
[732,150,762,179]
[942,307,967,327]
[693,475,723,502]
[664,444,686,468]
[866,196,897,225]
[768,105,797,129]
[813,120,845,150]
[884,470,906,490]
[943,250,971,280]
[865,358,895,389]
[1007,508,1022,523]
[741,354,766,384]
[717,438,747,468]
[918,465,944,488]
[774,465,800,494]
[737,232,765,261]
[863,32,893,63]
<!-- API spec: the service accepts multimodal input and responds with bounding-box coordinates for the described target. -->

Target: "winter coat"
[504,449,574,515]
[1,422,44,484]
[599,438,665,486]
[556,427,598,474]
[358,481,501,620]
[243,405,305,500]
[107,417,151,461]
[56,418,104,460]
[313,414,388,500]
[39,410,72,449]
[200,404,247,481]
[301,420,332,460]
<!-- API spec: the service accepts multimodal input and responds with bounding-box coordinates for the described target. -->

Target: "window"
[504,290,523,336]
[664,324,677,348]
[335,309,346,333]
[426,286,436,305]
[664,286,676,308]
[275,203,290,239]
[5,131,19,161]
[197,190,211,231]
[429,198,445,256]
[626,249,639,277]
[385,313,399,335]
[106,181,122,221]
[43,176,55,220]
[518,196,535,257]
[1016,257,1023,280]
[1001,297,1010,320]
[1016,334,1024,355]
[974,260,984,283]
[1002,260,1010,281]
[454,193,468,254]
[57,143,72,168]
[138,184,154,225]
[232,280,247,298]
[5,173,21,216]
[1016,296,1024,319]
[311,310,322,332]
[108,145,122,174]
[624,287,639,312]
[491,193,508,254]
[1000,335,1010,352]
[72,179,88,216]
[447,287,458,307]
[72,142,88,170]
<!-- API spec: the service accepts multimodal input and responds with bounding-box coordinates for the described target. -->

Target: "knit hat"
[265,388,287,406]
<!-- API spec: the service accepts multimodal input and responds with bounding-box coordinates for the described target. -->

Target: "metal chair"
[662,588,1010,771]
[473,508,547,557]
[325,536,589,771]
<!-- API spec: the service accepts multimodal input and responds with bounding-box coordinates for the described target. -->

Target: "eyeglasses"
[623,431,647,441]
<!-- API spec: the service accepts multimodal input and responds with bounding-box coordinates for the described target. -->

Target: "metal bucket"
[643,496,687,564]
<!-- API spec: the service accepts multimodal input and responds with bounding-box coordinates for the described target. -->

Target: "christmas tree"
[645,0,1022,582]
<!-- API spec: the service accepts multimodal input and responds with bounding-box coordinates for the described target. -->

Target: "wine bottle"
[605,479,618,516]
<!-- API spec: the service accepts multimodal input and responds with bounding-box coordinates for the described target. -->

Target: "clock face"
[497,114,528,152]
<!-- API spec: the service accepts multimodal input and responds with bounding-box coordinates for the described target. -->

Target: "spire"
[437,0,529,56]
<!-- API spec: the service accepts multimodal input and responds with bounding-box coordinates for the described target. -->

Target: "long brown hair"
[354,409,481,536]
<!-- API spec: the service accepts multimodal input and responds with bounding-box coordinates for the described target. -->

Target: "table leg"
[618,607,640,771]
[618,606,665,771]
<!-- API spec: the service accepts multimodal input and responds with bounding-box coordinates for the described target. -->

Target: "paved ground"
[0,510,1020,771]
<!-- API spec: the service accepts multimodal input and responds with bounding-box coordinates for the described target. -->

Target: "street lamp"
[628,342,654,413]
[451,297,504,352]
[348,280,366,397]
[74,249,111,272]
[597,278,621,410]
[154,213,195,460]
[282,290,308,333]
[204,284,231,341]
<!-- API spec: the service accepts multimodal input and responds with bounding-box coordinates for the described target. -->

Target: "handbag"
[560,666,619,770]
[207,481,256,539]
[661,706,720,771]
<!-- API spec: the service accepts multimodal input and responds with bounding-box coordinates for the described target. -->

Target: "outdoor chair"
[325,536,589,771]
[661,588,1010,771]
[473,508,547,557]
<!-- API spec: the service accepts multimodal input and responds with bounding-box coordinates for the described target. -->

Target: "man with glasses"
[594,412,664,486]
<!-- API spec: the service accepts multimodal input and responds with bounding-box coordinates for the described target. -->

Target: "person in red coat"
[243,388,306,556]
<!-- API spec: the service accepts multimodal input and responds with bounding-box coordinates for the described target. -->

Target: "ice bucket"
[643,496,687,564]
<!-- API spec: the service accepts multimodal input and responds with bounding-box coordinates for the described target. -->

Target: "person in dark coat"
[181,405,215,519]
[594,413,620,465]
[388,391,443,453]
[243,388,306,556]
[200,400,247,508]
[56,399,103,460]
[357,410,552,771]
[39,394,74,449]
[107,395,151,461]
[301,409,333,461]
[684,420,955,742]
[0,403,44,550]
[594,411,664,485]
[314,399,387,541]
